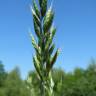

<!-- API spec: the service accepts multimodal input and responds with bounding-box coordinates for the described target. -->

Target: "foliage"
[0,61,96,96]
[27,61,96,96]
[0,64,31,96]
[0,61,7,87]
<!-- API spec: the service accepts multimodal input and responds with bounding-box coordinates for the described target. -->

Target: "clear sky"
[0,0,96,79]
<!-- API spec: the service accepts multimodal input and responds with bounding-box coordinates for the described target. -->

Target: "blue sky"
[0,0,96,78]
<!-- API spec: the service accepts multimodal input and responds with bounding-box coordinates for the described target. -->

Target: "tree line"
[0,60,96,96]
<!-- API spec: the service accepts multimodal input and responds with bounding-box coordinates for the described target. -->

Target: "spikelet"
[39,0,47,17]
[43,8,54,33]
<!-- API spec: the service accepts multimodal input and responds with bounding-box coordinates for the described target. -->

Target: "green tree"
[0,61,7,87]
[28,0,59,96]
[27,62,96,96]
[5,67,30,96]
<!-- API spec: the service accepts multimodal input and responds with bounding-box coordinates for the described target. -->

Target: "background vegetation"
[0,60,96,96]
